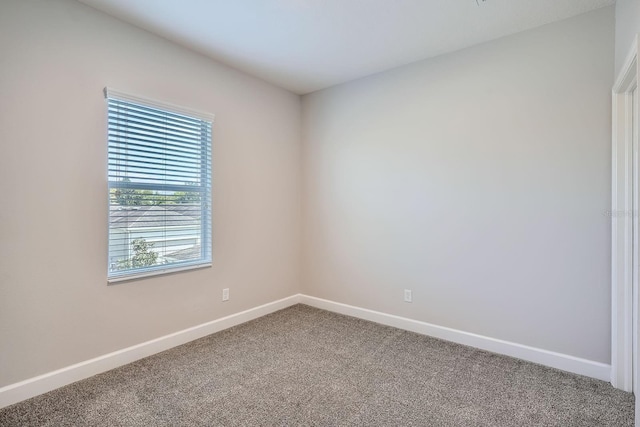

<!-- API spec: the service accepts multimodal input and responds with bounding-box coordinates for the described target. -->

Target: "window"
[105,88,213,282]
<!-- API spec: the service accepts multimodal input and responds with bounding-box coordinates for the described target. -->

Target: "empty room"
[1,0,640,425]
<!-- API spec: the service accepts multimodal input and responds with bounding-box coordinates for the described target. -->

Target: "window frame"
[105,88,214,283]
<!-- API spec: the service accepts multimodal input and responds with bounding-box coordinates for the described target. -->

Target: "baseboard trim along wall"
[0,295,301,410]
[0,293,611,409]
[299,295,611,382]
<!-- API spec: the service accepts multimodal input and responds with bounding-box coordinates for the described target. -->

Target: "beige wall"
[0,0,301,387]
[615,0,640,76]
[302,8,615,363]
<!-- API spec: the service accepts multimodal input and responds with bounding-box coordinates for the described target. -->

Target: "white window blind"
[105,88,213,282]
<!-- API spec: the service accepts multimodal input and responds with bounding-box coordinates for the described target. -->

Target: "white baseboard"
[0,294,301,409]
[299,295,611,382]
[1,293,612,410]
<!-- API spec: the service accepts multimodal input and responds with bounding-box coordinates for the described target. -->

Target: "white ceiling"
[77,0,615,94]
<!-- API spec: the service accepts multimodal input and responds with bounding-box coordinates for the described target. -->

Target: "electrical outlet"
[222,288,229,302]
[404,289,412,303]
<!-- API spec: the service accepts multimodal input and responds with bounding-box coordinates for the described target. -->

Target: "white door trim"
[611,35,639,392]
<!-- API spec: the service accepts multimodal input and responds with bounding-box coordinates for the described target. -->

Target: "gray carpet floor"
[0,304,634,426]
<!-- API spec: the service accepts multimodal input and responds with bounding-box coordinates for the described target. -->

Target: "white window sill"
[108,262,212,284]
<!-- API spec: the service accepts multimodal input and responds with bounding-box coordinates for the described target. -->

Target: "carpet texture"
[0,304,634,426]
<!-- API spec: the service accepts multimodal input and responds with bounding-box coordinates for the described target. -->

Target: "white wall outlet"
[222,288,229,302]
[404,289,412,303]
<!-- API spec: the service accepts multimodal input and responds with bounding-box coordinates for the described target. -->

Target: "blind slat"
[107,109,209,128]
[109,142,205,163]
[108,128,205,149]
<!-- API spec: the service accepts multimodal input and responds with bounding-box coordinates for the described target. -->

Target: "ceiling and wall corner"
[76,0,616,94]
